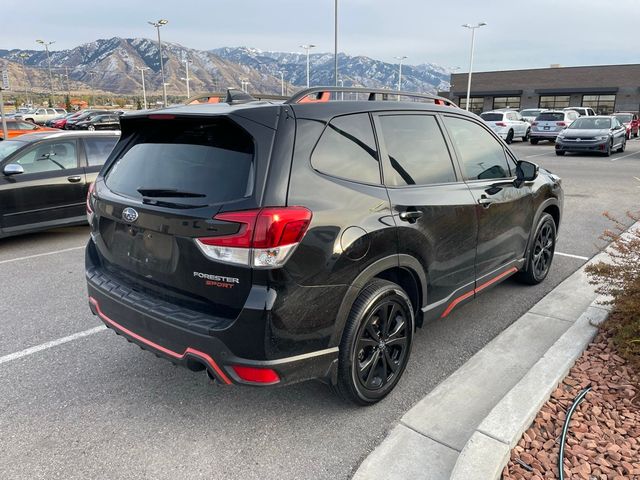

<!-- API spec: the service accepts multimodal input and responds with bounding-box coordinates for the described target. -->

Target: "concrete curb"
[354,220,639,480]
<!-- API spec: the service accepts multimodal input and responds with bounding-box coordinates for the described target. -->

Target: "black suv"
[85,88,563,405]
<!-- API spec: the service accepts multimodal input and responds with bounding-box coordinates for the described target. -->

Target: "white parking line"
[0,246,85,265]
[525,152,549,159]
[610,150,640,162]
[0,326,106,366]
[555,251,589,261]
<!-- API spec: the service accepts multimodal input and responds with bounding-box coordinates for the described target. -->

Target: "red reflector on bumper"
[231,365,280,384]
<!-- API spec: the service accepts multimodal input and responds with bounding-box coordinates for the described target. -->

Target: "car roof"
[8,131,120,142]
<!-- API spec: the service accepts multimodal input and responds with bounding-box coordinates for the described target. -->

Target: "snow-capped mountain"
[0,38,450,97]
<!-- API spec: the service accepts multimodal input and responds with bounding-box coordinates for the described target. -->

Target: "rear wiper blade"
[137,188,206,198]
[142,197,207,209]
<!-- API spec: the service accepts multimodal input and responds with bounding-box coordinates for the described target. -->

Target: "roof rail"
[285,87,459,108]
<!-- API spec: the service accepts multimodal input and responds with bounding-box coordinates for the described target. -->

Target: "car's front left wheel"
[516,213,556,285]
[333,279,414,405]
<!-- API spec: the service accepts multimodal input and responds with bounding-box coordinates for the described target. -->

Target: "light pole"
[462,22,487,111]
[148,19,169,106]
[182,53,191,98]
[279,70,285,96]
[338,78,344,101]
[300,44,316,88]
[89,70,97,107]
[334,0,338,86]
[136,66,150,109]
[394,55,408,92]
[19,53,30,105]
[36,39,55,102]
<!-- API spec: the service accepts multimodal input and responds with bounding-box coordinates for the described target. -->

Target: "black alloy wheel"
[603,139,612,157]
[517,213,556,285]
[334,279,414,405]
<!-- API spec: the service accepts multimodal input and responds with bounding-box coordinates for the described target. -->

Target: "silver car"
[555,116,627,156]
[520,108,547,123]
[530,110,579,144]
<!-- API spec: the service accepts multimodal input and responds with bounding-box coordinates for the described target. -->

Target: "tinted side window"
[379,115,456,186]
[311,114,380,184]
[12,140,78,174]
[83,137,118,166]
[443,116,510,181]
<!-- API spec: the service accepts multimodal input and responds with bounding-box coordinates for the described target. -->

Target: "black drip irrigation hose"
[558,385,592,480]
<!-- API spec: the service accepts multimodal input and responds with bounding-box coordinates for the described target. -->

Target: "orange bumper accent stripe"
[440,267,518,318]
[89,296,232,385]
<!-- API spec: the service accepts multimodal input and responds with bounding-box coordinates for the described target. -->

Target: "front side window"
[11,141,78,174]
[311,113,380,184]
[379,114,456,187]
[443,116,511,181]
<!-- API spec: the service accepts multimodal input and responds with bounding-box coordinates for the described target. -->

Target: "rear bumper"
[85,256,339,387]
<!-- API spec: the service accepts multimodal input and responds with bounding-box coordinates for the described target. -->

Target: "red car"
[613,112,639,139]
[52,111,85,129]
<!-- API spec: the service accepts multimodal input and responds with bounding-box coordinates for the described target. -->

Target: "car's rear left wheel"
[333,279,414,405]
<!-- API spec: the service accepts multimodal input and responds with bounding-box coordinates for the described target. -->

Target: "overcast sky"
[4,0,639,71]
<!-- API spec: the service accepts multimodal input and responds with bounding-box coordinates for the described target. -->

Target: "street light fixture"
[279,70,285,96]
[462,22,487,111]
[148,19,169,107]
[300,44,316,88]
[36,39,55,101]
[182,52,191,98]
[334,0,338,86]
[394,55,408,92]
[136,66,150,109]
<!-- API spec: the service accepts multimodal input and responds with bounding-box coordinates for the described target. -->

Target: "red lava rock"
[505,331,639,479]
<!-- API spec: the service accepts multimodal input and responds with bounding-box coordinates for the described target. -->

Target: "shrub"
[585,212,640,369]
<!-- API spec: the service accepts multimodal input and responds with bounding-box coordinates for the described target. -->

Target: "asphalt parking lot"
[1,139,639,480]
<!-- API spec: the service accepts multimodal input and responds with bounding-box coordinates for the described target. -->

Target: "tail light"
[231,365,280,384]
[556,122,567,127]
[531,122,538,126]
[495,122,507,127]
[195,207,312,268]
[86,182,96,215]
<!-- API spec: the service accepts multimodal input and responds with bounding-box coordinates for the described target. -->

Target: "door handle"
[478,195,495,208]
[398,210,423,223]
[67,175,82,183]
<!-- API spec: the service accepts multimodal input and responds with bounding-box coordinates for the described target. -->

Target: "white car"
[13,108,67,125]
[479,110,531,144]
[563,107,596,117]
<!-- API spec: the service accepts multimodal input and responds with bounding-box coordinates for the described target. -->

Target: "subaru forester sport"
[85,87,563,405]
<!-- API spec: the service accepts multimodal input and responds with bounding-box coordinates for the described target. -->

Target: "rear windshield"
[614,114,633,123]
[537,113,565,121]
[480,113,503,121]
[105,117,254,206]
[569,118,611,129]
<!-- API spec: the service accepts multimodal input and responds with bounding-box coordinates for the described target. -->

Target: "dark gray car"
[555,116,627,156]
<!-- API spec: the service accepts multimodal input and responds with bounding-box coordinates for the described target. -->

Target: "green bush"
[585,212,640,369]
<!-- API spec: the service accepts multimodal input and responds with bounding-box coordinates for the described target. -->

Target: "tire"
[88,125,96,131]
[603,140,612,157]
[530,138,539,145]
[505,129,514,144]
[634,130,638,138]
[25,118,34,124]
[522,128,530,142]
[555,150,565,156]
[516,213,556,285]
[333,279,414,405]
[617,138,626,153]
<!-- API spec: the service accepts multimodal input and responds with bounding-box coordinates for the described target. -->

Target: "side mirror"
[3,164,25,176]
[514,160,538,188]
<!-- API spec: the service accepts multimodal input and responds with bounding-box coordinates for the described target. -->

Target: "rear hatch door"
[535,112,566,133]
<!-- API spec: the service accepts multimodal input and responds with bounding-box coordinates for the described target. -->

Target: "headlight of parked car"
[595,135,609,141]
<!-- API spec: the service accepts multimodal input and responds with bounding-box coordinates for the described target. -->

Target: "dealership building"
[443,63,640,115]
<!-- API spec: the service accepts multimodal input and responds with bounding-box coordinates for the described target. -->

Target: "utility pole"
[182,53,191,98]
[19,53,30,106]
[1,66,9,140]
[279,71,285,96]
[462,22,487,111]
[148,19,169,106]
[89,70,97,107]
[300,44,316,88]
[36,39,55,102]
[136,66,150,109]
[334,0,338,86]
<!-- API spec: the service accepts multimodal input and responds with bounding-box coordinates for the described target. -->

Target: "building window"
[459,97,484,114]
[493,96,521,110]
[582,94,616,115]
[539,95,570,109]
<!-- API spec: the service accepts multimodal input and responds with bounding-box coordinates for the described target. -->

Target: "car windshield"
[480,113,503,121]
[0,139,28,161]
[569,118,611,129]
[537,112,565,121]
[614,114,633,123]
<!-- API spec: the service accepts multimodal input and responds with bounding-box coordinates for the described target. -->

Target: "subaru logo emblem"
[122,207,139,223]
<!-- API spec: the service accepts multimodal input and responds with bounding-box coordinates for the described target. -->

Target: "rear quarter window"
[104,117,254,206]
